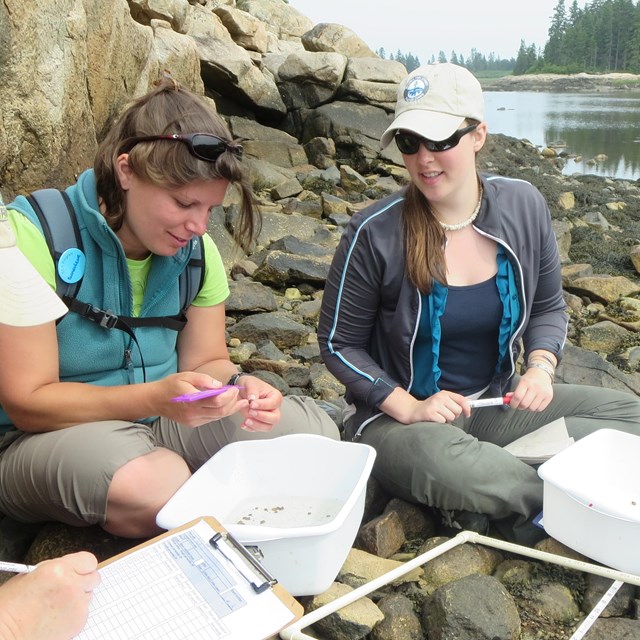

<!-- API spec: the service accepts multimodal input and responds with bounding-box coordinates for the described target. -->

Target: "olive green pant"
[359,384,640,526]
[0,396,339,526]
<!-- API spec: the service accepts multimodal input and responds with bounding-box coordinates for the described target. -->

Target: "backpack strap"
[26,188,83,302]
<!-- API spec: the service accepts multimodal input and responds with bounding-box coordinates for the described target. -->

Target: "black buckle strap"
[65,299,122,330]
[64,298,187,332]
[95,306,119,329]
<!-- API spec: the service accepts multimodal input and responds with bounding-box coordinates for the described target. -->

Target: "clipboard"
[74,517,302,640]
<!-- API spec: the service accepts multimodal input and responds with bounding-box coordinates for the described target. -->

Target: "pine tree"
[545,0,568,65]
[627,2,640,71]
[514,40,539,75]
[406,53,421,72]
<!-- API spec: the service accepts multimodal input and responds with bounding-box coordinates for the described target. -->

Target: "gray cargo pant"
[359,383,640,525]
[0,395,339,526]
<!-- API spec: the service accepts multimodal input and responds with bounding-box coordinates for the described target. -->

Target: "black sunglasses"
[394,123,478,154]
[123,133,243,162]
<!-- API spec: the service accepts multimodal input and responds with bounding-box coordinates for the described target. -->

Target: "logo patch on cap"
[404,76,429,102]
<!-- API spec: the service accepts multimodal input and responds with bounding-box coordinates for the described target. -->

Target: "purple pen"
[171,385,244,403]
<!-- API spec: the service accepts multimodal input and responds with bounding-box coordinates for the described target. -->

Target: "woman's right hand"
[0,552,100,640]
[381,388,470,424]
[153,372,249,428]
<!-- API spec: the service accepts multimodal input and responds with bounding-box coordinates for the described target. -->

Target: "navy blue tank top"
[437,276,501,394]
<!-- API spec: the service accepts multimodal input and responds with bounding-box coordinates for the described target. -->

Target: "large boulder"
[1,0,96,196]
[128,0,190,31]
[228,116,308,168]
[277,50,348,109]
[84,2,160,138]
[301,23,377,58]
[301,101,392,171]
[184,4,286,118]
[338,57,407,110]
[150,22,205,95]
[214,5,269,53]
[236,0,313,40]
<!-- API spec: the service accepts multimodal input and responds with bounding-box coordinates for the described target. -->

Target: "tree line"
[375,48,422,73]
[379,0,640,76]
[375,47,515,74]
[517,0,640,74]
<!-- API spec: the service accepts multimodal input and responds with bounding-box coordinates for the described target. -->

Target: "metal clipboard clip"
[209,531,277,594]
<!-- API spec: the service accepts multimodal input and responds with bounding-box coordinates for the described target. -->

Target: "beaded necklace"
[438,186,484,232]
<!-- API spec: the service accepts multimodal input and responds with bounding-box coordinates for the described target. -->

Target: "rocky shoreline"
[480,71,640,92]
[2,2,640,638]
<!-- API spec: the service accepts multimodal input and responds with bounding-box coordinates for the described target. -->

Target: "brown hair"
[94,77,258,251]
[402,184,447,294]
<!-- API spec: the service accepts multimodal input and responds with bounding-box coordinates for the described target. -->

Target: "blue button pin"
[58,248,86,284]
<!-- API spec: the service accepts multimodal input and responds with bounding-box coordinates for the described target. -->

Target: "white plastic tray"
[157,434,376,595]
[538,429,640,573]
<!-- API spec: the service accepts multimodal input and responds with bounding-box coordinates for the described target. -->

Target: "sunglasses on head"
[123,133,243,162]
[394,123,478,154]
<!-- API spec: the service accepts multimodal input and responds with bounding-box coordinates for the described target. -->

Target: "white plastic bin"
[537,428,640,574]
[156,434,376,595]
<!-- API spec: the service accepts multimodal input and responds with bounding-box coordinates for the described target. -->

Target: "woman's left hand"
[508,368,554,411]
[236,375,283,432]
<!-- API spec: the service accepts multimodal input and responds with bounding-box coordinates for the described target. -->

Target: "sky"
[287,0,588,62]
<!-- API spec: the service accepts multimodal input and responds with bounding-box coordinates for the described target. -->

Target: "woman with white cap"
[318,63,640,542]
[0,199,99,639]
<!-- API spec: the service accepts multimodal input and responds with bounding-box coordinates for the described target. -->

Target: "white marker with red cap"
[468,396,512,408]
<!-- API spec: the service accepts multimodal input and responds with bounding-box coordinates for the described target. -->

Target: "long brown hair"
[402,184,447,294]
[94,77,258,251]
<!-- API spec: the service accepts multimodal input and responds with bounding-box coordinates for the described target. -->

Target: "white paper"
[75,520,296,640]
[504,417,574,464]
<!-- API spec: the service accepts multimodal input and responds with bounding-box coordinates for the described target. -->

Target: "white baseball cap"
[0,196,68,327]
[381,63,484,148]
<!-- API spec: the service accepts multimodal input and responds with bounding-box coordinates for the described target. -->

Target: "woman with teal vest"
[0,77,338,538]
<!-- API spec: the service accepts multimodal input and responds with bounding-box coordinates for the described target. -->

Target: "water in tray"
[229,496,344,528]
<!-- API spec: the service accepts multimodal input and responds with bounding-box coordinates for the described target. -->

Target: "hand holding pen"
[171,385,245,403]
[170,373,282,432]
[160,373,247,428]
[0,553,99,640]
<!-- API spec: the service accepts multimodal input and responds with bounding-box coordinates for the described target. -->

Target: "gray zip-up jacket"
[318,174,568,440]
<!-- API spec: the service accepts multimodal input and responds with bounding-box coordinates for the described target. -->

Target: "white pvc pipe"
[280,531,640,640]
[470,533,640,586]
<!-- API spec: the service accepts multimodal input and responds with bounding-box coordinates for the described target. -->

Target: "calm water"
[484,91,640,181]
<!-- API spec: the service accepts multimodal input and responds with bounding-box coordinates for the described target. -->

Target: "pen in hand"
[0,561,36,574]
[171,385,245,403]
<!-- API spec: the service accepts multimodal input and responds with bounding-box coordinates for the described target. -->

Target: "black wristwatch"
[227,372,243,386]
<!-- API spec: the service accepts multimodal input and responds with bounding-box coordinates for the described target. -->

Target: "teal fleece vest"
[0,170,196,430]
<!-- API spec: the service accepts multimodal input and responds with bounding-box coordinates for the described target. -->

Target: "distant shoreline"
[480,72,640,92]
